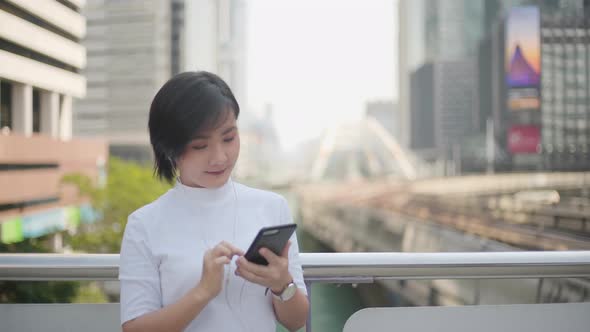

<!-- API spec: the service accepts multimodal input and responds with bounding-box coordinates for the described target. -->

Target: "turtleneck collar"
[173,177,234,206]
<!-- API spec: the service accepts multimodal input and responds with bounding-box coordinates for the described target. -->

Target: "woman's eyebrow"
[193,126,236,139]
[221,126,237,135]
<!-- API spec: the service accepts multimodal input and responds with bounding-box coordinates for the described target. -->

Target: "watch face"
[281,283,297,301]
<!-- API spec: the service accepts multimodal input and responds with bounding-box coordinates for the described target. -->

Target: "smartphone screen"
[244,223,297,265]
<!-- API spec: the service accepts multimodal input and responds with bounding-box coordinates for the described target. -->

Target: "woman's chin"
[203,173,231,188]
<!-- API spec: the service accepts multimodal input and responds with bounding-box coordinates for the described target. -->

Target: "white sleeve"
[279,197,308,296]
[119,211,162,325]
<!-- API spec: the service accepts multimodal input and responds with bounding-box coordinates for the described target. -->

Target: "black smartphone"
[244,223,297,265]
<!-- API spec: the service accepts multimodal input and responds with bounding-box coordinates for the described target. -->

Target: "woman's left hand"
[235,240,293,293]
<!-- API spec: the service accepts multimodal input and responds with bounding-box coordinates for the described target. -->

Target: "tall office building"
[398,0,427,149]
[477,1,590,171]
[0,0,107,247]
[409,64,435,151]
[75,0,246,161]
[399,0,590,171]
[398,0,485,158]
[539,10,589,170]
[184,0,247,107]
[423,0,486,62]
[74,0,179,161]
[171,0,185,76]
[409,61,477,154]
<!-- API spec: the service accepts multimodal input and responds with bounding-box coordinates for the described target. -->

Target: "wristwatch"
[271,281,297,302]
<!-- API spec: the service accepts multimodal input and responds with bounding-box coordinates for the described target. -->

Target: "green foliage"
[63,157,171,253]
[71,282,108,303]
[0,157,169,303]
[0,280,79,303]
[0,238,79,303]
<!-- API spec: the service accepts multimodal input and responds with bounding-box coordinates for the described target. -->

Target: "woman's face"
[177,111,240,188]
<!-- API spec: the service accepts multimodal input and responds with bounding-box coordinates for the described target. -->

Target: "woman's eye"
[224,137,235,143]
[192,145,207,150]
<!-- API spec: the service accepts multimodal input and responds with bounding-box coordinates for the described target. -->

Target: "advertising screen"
[506,7,541,111]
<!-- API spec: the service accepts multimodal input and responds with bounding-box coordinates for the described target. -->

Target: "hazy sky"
[246,0,397,150]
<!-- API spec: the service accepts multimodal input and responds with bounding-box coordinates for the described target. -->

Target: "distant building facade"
[0,0,107,248]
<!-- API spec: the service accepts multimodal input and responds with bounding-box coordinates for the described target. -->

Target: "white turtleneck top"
[119,179,307,331]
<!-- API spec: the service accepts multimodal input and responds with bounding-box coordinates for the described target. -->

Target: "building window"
[33,88,41,133]
[0,81,12,130]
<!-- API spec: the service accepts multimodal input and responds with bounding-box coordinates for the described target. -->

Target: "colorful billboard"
[22,209,67,239]
[0,204,99,244]
[505,6,541,111]
[508,125,541,154]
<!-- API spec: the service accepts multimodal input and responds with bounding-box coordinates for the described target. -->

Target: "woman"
[119,71,309,332]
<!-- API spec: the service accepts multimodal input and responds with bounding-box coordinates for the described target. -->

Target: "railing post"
[536,278,544,303]
[306,280,312,332]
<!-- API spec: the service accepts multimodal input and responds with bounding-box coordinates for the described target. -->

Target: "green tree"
[0,158,168,303]
[63,157,171,253]
[0,238,79,303]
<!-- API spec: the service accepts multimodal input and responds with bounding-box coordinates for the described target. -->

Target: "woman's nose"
[209,144,228,165]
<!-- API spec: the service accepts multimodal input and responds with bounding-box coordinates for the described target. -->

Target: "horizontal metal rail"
[1,251,590,281]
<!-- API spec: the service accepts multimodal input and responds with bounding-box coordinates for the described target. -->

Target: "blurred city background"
[0,0,589,331]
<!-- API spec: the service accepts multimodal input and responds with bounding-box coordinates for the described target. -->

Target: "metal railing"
[1,251,590,332]
[3,251,590,281]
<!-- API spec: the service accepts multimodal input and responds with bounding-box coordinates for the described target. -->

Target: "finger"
[236,266,266,285]
[214,256,231,265]
[219,241,245,256]
[212,245,232,258]
[259,247,281,265]
[237,256,269,276]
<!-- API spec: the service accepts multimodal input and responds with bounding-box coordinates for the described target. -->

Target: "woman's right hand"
[194,241,243,301]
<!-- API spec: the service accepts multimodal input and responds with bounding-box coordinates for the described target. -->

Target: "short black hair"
[149,71,240,182]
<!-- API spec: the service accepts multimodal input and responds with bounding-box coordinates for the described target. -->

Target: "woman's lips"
[206,168,226,176]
